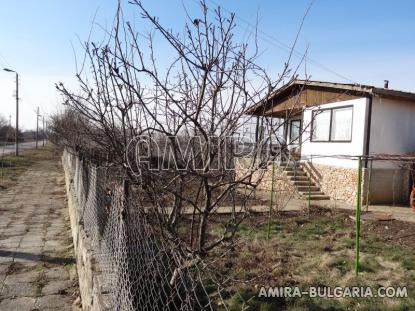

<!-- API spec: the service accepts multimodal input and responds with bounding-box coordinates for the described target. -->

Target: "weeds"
[0,146,56,189]
[214,208,415,310]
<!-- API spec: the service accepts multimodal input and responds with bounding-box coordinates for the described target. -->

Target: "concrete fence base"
[63,157,111,311]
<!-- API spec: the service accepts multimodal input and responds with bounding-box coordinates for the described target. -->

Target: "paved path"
[0,151,79,310]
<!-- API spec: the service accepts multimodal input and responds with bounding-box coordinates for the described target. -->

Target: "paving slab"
[0,297,36,311]
[0,149,79,309]
[41,280,73,295]
[34,294,73,310]
[0,282,37,298]
[3,270,40,284]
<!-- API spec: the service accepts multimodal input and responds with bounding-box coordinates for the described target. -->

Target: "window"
[311,106,353,142]
[312,110,330,141]
[331,107,353,141]
[289,120,301,144]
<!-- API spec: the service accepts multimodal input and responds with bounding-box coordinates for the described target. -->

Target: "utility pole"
[15,72,19,155]
[3,68,19,156]
[35,107,40,149]
[42,116,45,147]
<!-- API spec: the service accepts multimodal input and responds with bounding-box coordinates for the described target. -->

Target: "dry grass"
[205,208,415,310]
[0,145,60,190]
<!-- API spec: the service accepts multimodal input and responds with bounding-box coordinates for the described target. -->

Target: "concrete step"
[302,194,331,200]
[291,180,310,186]
[288,176,309,181]
[297,186,320,192]
[286,171,307,177]
[279,162,296,166]
[299,191,325,196]
[283,166,301,171]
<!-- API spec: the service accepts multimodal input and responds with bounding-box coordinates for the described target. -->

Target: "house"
[245,79,415,205]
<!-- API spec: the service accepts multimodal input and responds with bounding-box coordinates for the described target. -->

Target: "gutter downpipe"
[364,94,373,168]
[363,94,373,209]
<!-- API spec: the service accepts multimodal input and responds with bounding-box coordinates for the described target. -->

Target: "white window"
[311,110,331,141]
[311,106,353,142]
[331,107,353,141]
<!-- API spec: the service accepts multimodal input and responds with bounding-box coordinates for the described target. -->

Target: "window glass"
[331,107,352,141]
[312,110,330,141]
[290,120,301,144]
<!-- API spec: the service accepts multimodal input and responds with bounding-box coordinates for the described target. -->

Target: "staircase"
[280,162,330,201]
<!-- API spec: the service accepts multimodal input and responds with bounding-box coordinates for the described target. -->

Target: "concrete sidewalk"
[0,151,79,310]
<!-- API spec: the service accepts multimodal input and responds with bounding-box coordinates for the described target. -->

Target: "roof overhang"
[246,79,415,118]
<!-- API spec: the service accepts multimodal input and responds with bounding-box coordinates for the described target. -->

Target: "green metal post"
[308,166,311,214]
[267,161,276,240]
[355,156,363,276]
[365,159,373,212]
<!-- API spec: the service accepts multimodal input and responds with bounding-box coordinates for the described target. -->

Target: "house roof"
[247,79,415,117]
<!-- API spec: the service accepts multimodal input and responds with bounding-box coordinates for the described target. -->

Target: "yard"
[202,207,415,310]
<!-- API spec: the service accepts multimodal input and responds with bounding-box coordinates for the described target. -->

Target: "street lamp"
[3,68,19,156]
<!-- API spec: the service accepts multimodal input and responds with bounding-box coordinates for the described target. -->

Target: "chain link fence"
[63,149,227,311]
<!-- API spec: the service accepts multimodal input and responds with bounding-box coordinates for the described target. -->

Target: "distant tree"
[0,114,6,128]
[0,114,10,142]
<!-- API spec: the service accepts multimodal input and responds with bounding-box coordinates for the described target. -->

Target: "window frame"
[289,119,302,144]
[310,105,353,143]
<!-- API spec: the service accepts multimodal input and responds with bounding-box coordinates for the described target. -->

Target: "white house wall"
[369,96,415,169]
[301,97,369,168]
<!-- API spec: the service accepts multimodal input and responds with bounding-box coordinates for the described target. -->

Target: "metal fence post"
[267,161,276,240]
[365,159,373,212]
[355,156,362,276]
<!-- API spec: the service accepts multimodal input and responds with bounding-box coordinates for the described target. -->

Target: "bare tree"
[0,114,11,143]
[55,0,306,258]
[0,114,6,128]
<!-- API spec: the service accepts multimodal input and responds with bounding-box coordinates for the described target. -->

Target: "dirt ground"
[205,207,415,310]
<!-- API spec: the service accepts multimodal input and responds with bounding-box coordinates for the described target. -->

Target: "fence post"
[365,159,373,212]
[355,156,362,276]
[123,179,130,199]
[122,179,130,220]
[267,161,276,240]
[308,163,311,216]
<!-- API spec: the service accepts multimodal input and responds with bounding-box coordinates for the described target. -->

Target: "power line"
[0,51,11,68]
[0,56,6,67]
[189,0,357,84]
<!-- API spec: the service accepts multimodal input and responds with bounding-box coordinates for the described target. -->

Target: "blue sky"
[0,0,414,129]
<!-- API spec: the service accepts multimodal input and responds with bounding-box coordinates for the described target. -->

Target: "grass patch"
[329,256,353,274]
[63,262,75,273]
[0,154,32,181]
[34,273,47,297]
[0,145,58,189]
[226,287,284,311]
[208,208,415,310]
[36,262,44,272]
[402,257,415,271]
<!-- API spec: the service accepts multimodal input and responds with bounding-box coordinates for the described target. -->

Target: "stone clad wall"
[234,158,300,210]
[304,162,365,204]
[235,157,365,204]
[236,157,409,205]
[235,158,297,192]
[63,158,110,311]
